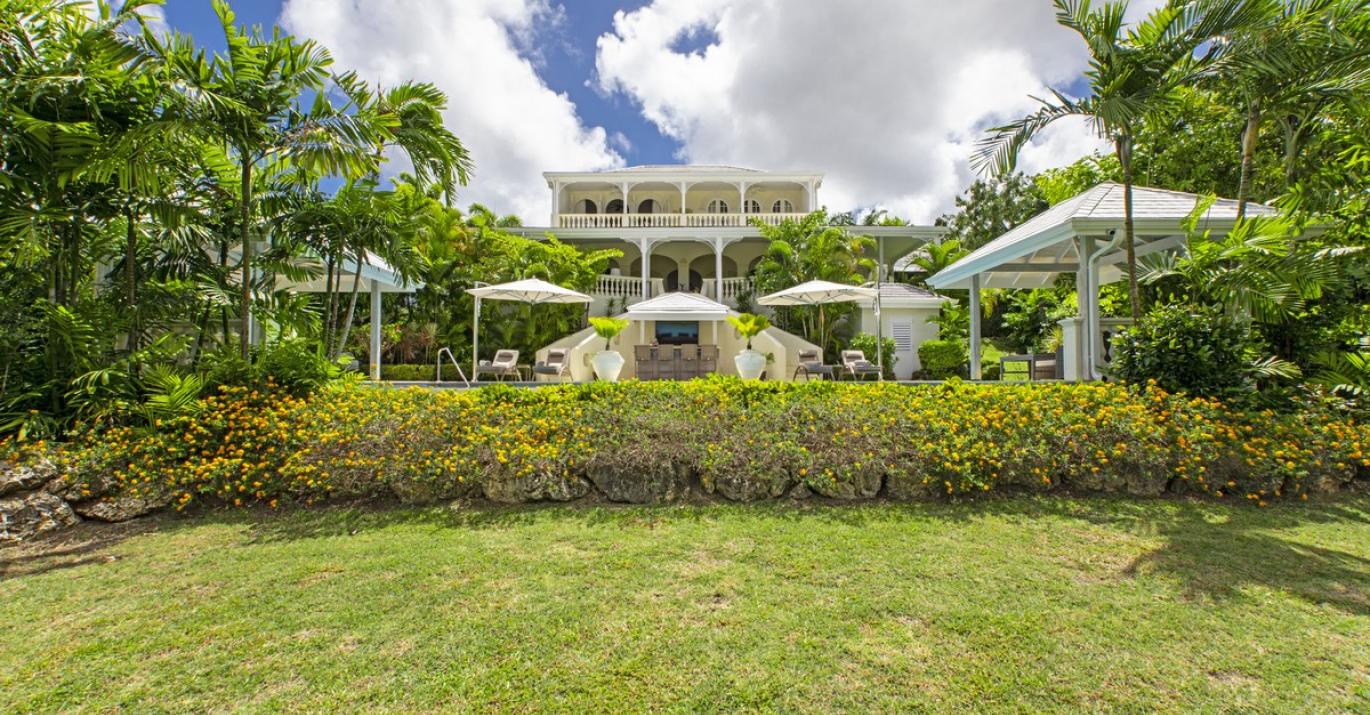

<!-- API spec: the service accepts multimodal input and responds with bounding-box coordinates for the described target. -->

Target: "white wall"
[859,305,942,380]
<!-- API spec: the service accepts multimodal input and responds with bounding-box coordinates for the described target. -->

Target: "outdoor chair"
[532,348,571,382]
[1030,352,1059,381]
[698,345,718,375]
[655,346,678,380]
[840,350,881,381]
[475,349,520,381]
[680,345,700,379]
[635,345,657,380]
[793,348,835,381]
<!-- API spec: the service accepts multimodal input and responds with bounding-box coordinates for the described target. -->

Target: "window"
[772,199,795,213]
[637,199,660,214]
[605,198,625,214]
[574,199,597,214]
[744,199,761,214]
[707,199,730,214]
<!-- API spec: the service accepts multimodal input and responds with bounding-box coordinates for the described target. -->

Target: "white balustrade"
[558,213,808,230]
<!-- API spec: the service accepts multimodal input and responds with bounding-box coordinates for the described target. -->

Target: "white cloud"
[280,0,622,221]
[595,0,1113,222]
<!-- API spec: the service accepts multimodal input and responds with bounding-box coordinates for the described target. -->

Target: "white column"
[714,237,724,303]
[807,181,818,213]
[621,182,630,214]
[679,182,688,215]
[1075,236,1095,381]
[550,180,560,226]
[739,182,749,219]
[369,279,382,381]
[639,238,651,300]
[969,274,982,380]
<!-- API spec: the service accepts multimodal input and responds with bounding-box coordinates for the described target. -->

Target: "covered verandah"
[928,183,1275,381]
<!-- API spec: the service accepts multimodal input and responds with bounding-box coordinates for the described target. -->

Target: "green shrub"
[380,364,438,381]
[256,340,342,394]
[1111,305,1253,396]
[11,380,1366,512]
[919,339,968,379]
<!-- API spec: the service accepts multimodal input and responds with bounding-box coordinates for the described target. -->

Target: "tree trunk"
[238,160,253,359]
[1236,100,1262,220]
[334,257,366,360]
[323,255,337,356]
[1280,115,1302,188]
[1116,135,1141,323]
[125,205,138,352]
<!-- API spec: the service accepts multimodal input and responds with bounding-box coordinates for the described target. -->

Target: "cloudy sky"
[158,0,1166,224]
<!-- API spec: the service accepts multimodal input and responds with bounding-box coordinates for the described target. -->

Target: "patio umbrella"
[757,280,884,379]
[466,279,592,381]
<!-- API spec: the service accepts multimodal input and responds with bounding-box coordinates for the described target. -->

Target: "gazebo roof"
[928,183,1277,290]
[626,292,731,321]
[278,251,421,294]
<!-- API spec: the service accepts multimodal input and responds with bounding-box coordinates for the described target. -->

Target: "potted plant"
[727,313,771,380]
[588,317,630,382]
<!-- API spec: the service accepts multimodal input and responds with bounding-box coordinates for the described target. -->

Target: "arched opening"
[637,199,661,214]
[772,199,795,213]
[665,269,704,293]
[606,198,626,214]
[707,198,730,214]
[744,199,761,214]
[689,254,739,280]
[574,198,598,214]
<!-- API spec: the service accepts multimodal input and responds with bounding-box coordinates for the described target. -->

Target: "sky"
[148,0,1167,224]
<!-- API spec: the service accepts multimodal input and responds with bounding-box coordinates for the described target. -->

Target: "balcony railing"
[558,213,807,230]
[593,275,753,303]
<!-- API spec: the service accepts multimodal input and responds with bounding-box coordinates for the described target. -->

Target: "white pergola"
[279,252,420,381]
[928,183,1277,381]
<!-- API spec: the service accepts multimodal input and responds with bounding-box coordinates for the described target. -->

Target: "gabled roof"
[928,183,1277,290]
[625,292,731,321]
[863,282,951,308]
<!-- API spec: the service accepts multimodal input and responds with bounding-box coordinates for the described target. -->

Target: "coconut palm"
[974,0,1260,321]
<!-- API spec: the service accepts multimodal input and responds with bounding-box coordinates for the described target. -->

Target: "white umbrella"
[465,279,592,382]
[757,280,884,379]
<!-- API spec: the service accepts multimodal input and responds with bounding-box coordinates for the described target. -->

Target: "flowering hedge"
[7,379,1368,511]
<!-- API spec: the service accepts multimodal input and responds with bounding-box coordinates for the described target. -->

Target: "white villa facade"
[513,165,949,380]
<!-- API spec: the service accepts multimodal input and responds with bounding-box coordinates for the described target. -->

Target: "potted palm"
[727,313,771,380]
[588,317,630,382]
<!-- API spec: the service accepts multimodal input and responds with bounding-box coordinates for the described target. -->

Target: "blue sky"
[161,0,683,165]
[152,0,1129,222]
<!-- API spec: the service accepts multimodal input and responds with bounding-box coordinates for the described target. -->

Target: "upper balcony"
[544,165,822,232]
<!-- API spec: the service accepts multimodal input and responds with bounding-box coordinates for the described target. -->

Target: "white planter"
[734,349,766,380]
[591,350,625,382]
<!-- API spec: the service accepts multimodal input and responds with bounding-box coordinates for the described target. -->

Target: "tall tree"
[975,0,1258,321]
[935,174,1047,250]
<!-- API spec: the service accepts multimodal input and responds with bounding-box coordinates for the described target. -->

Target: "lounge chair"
[680,345,700,379]
[475,349,520,381]
[840,350,881,381]
[655,346,677,381]
[793,348,835,381]
[532,348,570,382]
[1030,352,1059,381]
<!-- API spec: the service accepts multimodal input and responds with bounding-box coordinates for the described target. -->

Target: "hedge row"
[12,379,1369,509]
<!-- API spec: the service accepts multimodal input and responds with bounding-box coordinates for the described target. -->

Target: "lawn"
[2,497,1368,713]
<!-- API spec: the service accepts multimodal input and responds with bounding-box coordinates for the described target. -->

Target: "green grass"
[3,497,1368,713]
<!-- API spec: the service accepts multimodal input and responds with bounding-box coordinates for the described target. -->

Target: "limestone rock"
[72,491,172,523]
[482,470,591,504]
[0,491,80,542]
[586,462,689,504]
[0,458,57,497]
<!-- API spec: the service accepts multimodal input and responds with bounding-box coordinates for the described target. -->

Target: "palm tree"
[1203,0,1370,215]
[156,0,388,358]
[975,0,1258,321]
[906,239,969,287]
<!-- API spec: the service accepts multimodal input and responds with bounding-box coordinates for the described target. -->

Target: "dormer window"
[707,199,730,214]
[772,199,795,213]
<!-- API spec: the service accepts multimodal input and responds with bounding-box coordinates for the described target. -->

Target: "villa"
[511,165,948,381]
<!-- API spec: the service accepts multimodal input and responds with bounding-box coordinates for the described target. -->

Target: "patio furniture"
[475,349,521,381]
[841,350,881,381]
[999,354,1033,381]
[793,348,835,381]
[635,345,657,380]
[698,345,718,375]
[655,346,677,381]
[680,345,700,378]
[532,348,571,382]
[1031,352,1059,381]
[999,353,1060,381]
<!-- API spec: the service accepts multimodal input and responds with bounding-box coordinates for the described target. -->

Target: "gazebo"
[927,183,1277,381]
[279,251,420,381]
